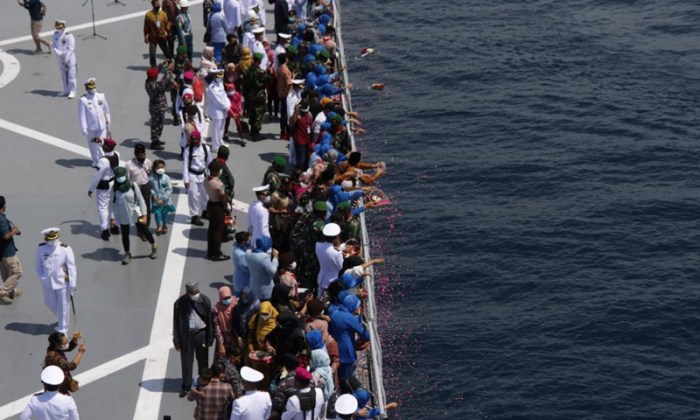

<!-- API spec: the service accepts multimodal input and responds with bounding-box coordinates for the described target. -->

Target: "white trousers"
[57,59,77,95]
[96,187,113,231]
[187,180,208,217]
[86,129,106,166]
[43,286,70,334]
[210,117,226,153]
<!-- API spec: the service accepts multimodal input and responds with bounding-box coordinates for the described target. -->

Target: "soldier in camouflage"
[243,52,270,141]
[145,62,172,150]
[262,156,286,194]
[289,200,327,291]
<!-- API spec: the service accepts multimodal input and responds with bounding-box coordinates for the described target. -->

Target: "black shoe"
[155,139,165,145]
[191,216,204,226]
[208,254,231,262]
[101,229,111,241]
[179,388,189,398]
[173,115,181,126]
[201,211,209,220]
[223,235,233,243]
[151,142,164,151]
[110,225,120,235]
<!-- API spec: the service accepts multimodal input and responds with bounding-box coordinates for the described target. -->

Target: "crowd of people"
[6,0,399,418]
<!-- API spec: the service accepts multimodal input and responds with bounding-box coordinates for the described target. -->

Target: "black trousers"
[148,39,172,68]
[120,223,154,253]
[206,202,226,258]
[180,330,209,390]
[279,99,288,134]
[138,182,153,227]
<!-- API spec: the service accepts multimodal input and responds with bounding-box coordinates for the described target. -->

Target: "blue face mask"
[222,298,232,306]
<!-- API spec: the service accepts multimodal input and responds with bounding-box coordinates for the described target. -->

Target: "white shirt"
[273,43,286,72]
[281,388,324,420]
[78,92,110,136]
[21,391,79,420]
[311,111,327,143]
[35,242,77,291]
[182,144,212,183]
[253,40,269,71]
[223,0,243,32]
[207,80,232,120]
[242,30,256,53]
[286,89,302,125]
[88,151,120,192]
[315,241,343,292]
[229,390,272,420]
[52,30,76,65]
[248,199,270,246]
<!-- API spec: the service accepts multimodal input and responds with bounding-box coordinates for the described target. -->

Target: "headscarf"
[252,236,273,253]
[249,301,279,348]
[113,167,132,193]
[270,283,293,312]
[238,48,252,74]
[199,46,216,74]
[306,329,324,351]
[310,349,334,401]
[214,286,236,321]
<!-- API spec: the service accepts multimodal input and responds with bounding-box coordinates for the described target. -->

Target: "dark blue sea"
[340,0,700,418]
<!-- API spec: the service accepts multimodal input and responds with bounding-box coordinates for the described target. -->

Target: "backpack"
[192,76,204,102]
[296,389,317,417]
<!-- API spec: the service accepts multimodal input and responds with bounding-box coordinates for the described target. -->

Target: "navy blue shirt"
[23,0,44,21]
[0,213,18,258]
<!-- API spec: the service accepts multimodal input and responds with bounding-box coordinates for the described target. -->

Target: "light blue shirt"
[232,246,251,294]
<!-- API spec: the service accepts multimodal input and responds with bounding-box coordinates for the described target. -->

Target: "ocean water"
[340,0,700,418]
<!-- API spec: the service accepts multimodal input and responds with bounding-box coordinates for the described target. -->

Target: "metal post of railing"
[333,0,388,416]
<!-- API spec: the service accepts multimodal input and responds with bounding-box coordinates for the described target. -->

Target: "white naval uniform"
[223,0,243,34]
[206,79,231,153]
[247,198,270,246]
[242,30,256,54]
[88,151,120,232]
[273,42,286,72]
[229,390,272,420]
[182,144,212,217]
[252,0,266,28]
[281,387,325,420]
[35,242,77,335]
[286,89,302,125]
[20,391,79,420]
[78,92,111,166]
[51,29,77,97]
[253,40,269,71]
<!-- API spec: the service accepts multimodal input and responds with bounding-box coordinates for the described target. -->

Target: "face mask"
[59,342,70,351]
[222,298,232,306]
[289,262,297,270]
[116,176,127,183]
[260,314,270,321]
[262,196,271,204]
[87,88,96,95]
[156,168,165,175]
[47,239,59,247]
[189,293,200,301]
[226,91,235,96]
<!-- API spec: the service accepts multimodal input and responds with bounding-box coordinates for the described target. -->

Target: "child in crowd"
[150,159,175,235]
[224,83,245,146]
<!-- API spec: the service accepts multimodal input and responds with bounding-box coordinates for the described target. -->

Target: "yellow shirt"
[144,10,170,42]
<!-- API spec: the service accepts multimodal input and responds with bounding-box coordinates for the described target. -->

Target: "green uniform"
[244,66,269,136]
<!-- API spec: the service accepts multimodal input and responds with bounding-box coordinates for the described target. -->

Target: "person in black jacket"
[173,280,214,397]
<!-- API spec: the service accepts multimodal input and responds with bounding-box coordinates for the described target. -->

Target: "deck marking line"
[0,49,20,89]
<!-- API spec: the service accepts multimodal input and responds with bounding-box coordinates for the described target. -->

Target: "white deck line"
[0,49,21,89]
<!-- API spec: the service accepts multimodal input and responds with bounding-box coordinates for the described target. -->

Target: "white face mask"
[156,168,165,175]
[262,196,271,204]
[289,262,297,270]
[87,88,96,95]
[47,239,59,247]
[189,293,200,301]
[116,176,127,183]
[260,314,270,321]
[59,342,70,351]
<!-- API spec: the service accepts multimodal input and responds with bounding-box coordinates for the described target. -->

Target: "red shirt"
[292,113,314,145]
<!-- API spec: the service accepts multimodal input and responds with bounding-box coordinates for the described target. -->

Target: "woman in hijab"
[270,283,295,314]
[198,46,217,78]
[231,286,259,346]
[310,348,335,402]
[113,166,157,265]
[44,331,86,395]
[213,285,238,358]
[245,236,279,301]
[246,301,279,357]
[237,47,253,76]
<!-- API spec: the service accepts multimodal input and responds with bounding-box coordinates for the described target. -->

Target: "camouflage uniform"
[169,56,191,122]
[145,71,171,143]
[243,65,269,137]
[262,166,282,194]
[289,213,324,290]
[215,157,235,201]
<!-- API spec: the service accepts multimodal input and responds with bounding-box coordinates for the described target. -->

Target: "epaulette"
[39,242,45,246]
[60,242,68,247]
[33,392,43,396]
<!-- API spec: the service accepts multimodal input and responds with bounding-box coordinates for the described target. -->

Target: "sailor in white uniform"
[20,366,79,420]
[77,78,111,167]
[327,394,358,420]
[242,11,259,52]
[252,27,269,71]
[230,366,272,420]
[182,130,212,226]
[273,33,291,72]
[206,68,231,154]
[248,185,271,246]
[250,0,265,29]
[223,0,243,34]
[281,367,325,420]
[34,228,77,335]
[87,138,120,240]
[51,20,77,99]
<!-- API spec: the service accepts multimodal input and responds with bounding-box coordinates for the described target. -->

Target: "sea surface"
[339,0,700,418]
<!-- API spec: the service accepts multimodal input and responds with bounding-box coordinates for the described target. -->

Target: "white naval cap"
[41,366,65,386]
[334,394,359,415]
[240,366,264,383]
[248,10,258,20]
[322,223,341,237]
[178,0,190,7]
[41,227,61,240]
[278,33,291,39]
[252,184,270,193]
[291,79,305,85]
[84,77,97,88]
[253,27,265,35]
[55,20,66,26]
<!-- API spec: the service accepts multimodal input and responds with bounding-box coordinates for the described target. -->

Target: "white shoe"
[67,92,75,99]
